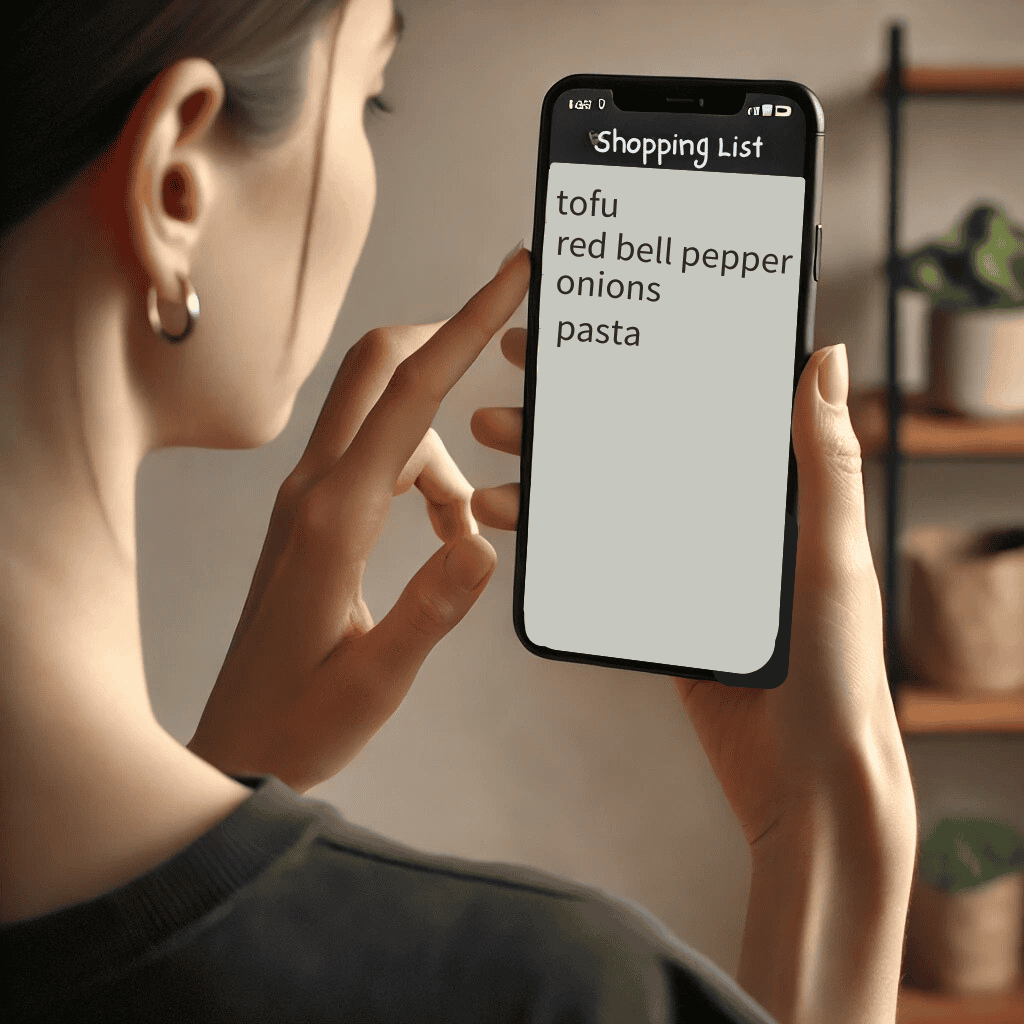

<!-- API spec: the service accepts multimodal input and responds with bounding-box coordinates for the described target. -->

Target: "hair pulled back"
[3,0,347,239]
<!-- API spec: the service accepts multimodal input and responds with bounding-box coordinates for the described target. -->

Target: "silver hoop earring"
[148,274,200,343]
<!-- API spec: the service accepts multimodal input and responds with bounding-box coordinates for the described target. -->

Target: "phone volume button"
[813,224,823,282]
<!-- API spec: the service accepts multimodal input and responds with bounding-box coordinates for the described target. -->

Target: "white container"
[898,290,931,393]
[928,307,1024,418]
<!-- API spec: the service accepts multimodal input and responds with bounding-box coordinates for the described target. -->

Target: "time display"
[568,97,606,110]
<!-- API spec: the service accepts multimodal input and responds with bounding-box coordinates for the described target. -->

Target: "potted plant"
[904,816,1024,995]
[899,202,1024,418]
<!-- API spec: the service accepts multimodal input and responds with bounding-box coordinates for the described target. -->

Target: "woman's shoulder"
[3,775,772,1024]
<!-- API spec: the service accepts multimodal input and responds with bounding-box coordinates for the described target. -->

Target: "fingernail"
[445,536,495,591]
[498,240,524,273]
[817,344,849,408]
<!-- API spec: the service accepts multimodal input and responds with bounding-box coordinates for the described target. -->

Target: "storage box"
[903,525,1024,694]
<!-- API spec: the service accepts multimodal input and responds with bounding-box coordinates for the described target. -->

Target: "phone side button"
[813,223,823,282]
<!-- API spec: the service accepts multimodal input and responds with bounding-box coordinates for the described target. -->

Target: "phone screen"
[516,78,821,683]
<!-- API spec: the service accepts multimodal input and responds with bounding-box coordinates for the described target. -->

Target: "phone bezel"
[513,74,824,687]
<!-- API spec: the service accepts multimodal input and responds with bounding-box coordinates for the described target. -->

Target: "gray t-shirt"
[2,774,778,1023]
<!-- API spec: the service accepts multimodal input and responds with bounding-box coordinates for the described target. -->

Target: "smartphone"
[512,75,824,688]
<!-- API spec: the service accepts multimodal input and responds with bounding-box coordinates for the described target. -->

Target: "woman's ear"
[120,58,227,310]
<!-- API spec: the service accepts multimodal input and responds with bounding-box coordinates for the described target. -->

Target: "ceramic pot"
[929,308,1024,418]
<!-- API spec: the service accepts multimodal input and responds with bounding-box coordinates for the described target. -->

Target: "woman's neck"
[1,187,156,787]
[0,456,255,926]
[0,229,251,927]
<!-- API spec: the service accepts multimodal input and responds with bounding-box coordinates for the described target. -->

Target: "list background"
[524,160,805,674]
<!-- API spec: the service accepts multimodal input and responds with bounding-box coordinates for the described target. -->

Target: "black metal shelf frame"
[879,22,1024,701]
[883,23,904,691]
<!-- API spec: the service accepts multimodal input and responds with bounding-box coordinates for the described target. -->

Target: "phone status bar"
[746,102,791,117]
[563,93,792,119]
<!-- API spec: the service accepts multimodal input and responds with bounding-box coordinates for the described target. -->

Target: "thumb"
[359,533,496,680]
[792,344,873,570]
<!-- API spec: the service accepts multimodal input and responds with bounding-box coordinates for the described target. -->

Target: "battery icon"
[774,105,791,116]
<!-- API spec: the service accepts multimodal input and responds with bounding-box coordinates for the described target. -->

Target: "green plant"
[918,816,1024,894]
[898,202,1024,312]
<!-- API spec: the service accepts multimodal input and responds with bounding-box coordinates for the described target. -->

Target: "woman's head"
[1,0,402,450]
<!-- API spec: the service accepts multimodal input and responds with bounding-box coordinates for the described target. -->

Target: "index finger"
[300,320,448,479]
[330,247,531,558]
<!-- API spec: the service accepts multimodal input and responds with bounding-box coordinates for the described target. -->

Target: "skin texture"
[1,0,917,1016]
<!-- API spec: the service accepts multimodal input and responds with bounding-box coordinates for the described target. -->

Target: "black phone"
[512,75,824,688]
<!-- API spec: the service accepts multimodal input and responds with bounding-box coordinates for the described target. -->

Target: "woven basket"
[903,525,1024,694]
[904,871,1024,995]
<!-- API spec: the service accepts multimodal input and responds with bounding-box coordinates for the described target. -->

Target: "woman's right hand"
[188,248,531,794]
[471,340,917,854]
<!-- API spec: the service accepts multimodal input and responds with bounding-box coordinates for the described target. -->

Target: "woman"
[0,1,918,1021]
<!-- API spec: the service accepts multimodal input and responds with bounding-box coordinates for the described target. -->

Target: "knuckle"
[830,444,863,481]
[406,587,455,636]
[277,469,309,508]
[271,472,313,536]
[292,486,331,544]
[823,418,864,479]
[349,327,400,380]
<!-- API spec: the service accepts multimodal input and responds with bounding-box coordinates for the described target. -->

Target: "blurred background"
[138,0,1024,1007]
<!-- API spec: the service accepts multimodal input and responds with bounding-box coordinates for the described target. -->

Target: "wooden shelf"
[850,389,1024,458]
[896,682,1024,735]
[873,66,1024,96]
[897,981,1024,1023]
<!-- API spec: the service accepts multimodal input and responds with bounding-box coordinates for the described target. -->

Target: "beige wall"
[140,0,1024,977]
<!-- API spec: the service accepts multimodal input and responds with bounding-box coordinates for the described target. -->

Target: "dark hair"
[3,0,347,239]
